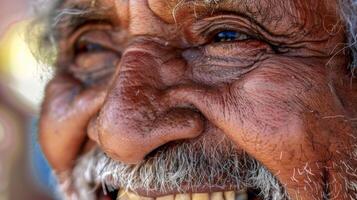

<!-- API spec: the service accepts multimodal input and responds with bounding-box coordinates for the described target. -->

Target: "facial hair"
[59,135,290,200]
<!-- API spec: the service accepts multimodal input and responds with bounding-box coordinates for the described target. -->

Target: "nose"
[92,40,204,164]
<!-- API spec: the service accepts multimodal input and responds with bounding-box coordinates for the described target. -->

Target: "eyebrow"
[51,0,226,29]
[48,0,115,40]
[47,0,288,43]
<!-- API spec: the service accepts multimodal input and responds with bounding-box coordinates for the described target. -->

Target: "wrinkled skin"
[39,0,357,199]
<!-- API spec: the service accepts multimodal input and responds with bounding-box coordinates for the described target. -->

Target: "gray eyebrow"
[30,0,111,65]
[51,2,106,32]
[48,0,116,42]
[44,0,221,43]
[53,7,93,27]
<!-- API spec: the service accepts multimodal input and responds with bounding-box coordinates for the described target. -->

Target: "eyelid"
[187,15,265,45]
[75,30,119,54]
[56,23,121,71]
[67,23,113,47]
[204,26,257,46]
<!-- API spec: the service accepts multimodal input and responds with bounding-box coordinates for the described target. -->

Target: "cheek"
[232,58,331,137]
[211,58,344,175]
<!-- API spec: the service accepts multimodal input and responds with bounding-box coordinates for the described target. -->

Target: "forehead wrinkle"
[147,0,247,24]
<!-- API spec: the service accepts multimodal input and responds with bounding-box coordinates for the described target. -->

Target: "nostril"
[144,110,205,154]
[152,108,205,140]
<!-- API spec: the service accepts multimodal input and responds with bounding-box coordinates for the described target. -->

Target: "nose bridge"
[118,41,165,91]
[96,40,204,164]
[102,41,168,136]
[116,39,179,93]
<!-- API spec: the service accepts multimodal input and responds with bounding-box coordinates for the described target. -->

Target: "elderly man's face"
[38,0,357,199]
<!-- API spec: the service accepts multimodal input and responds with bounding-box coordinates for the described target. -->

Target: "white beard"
[57,136,289,200]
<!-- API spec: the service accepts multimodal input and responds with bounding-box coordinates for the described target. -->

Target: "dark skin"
[39,0,357,199]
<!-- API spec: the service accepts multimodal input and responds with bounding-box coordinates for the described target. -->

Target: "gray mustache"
[72,136,289,200]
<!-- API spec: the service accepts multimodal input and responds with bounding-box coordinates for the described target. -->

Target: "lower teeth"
[116,190,248,200]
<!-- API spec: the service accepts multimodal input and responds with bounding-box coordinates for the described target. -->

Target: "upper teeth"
[117,190,248,200]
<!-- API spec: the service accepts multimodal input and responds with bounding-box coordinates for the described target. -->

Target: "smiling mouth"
[73,137,287,200]
[75,158,283,200]
[98,188,262,200]
[88,158,268,200]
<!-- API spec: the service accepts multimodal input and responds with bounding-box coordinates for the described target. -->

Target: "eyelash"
[75,40,108,54]
[207,28,281,54]
[212,30,252,43]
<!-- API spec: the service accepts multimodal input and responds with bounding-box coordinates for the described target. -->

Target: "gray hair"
[340,0,357,73]
[60,135,290,200]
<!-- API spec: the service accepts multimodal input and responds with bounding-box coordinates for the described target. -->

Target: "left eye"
[213,31,250,43]
[76,40,106,53]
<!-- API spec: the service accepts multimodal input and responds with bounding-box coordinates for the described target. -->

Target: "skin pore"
[38,0,357,199]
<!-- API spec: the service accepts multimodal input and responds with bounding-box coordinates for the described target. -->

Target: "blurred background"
[0,0,56,199]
